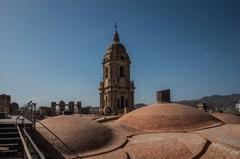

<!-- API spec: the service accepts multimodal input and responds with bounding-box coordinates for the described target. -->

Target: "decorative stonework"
[51,101,82,115]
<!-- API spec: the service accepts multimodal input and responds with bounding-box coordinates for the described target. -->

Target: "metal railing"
[17,125,45,159]
[15,101,45,159]
[17,125,32,159]
[16,101,36,128]
[15,101,81,158]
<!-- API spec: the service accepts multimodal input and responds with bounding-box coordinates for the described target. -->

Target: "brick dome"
[36,115,126,158]
[116,103,223,132]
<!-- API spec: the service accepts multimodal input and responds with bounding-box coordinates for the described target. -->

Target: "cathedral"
[99,26,135,115]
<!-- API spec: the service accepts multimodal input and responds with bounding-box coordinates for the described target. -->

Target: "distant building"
[99,25,135,115]
[235,100,240,112]
[197,103,208,112]
[89,106,100,114]
[9,102,19,115]
[0,94,11,112]
[51,101,82,115]
[80,107,91,114]
[39,106,52,116]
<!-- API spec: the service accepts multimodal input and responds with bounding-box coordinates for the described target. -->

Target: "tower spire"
[113,23,120,43]
[114,22,118,32]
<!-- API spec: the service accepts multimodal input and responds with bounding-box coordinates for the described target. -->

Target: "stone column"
[76,101,82,114]
[99,92,104,114]
[130,92,134,111]
[68,101,75,114]
[59,101,65,114]
[51,102,57,116]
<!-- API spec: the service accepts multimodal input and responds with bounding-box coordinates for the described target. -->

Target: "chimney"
[156,89,171,103]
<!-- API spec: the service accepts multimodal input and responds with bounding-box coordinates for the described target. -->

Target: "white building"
[235,100,240,112]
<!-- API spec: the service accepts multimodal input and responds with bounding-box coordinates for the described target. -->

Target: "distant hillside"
[177,93,240,109]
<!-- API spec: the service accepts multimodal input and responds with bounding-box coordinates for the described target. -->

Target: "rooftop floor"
[0,115,33,126]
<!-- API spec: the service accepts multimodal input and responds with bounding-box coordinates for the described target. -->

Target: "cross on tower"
[114,22,118,32]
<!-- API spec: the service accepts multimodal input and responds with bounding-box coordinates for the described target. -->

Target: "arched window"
[121,96,124,108]
[105,96,108,106]
[120,66,124,77]
[117,99,120,108]
[105,67,108,78]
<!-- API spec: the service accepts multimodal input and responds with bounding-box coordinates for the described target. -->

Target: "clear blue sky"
[0,0,240,106]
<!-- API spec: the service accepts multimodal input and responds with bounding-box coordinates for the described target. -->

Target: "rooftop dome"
[103,30,130,64]
[212,112,240,124]
[36,115,126,158]
[116,103,223,132]
[124,133,207,159]
[106,42,127,54]
[195,124,240,150]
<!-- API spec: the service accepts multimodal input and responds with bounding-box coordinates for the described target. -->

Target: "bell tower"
[99,25,135,115]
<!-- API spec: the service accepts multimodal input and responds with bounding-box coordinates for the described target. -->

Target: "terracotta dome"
[116,103,223,132]
[195,124,240,158]
[195,124,240,150]
[124,133,207,159]
[36,115,126,158]
[212,112,240,124]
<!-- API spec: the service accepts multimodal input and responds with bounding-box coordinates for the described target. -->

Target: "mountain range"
[177,93,240,109]
[134,93,240,109]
